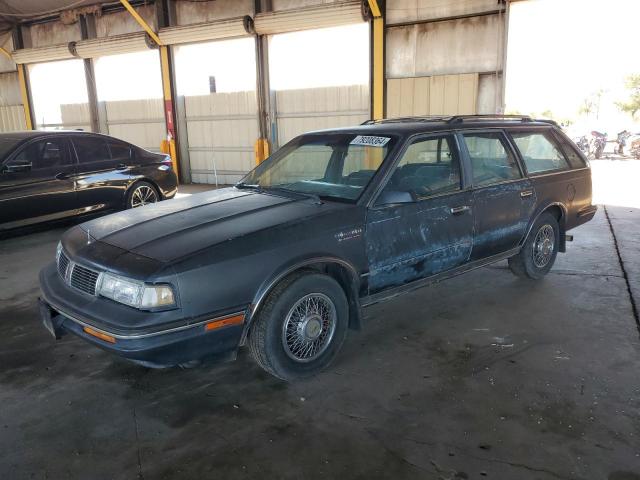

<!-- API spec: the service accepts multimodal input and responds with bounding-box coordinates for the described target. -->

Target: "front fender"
[239,254,362,345]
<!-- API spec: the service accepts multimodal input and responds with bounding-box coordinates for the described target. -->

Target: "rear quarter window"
[510,130,570,174]
[552,131,588,169]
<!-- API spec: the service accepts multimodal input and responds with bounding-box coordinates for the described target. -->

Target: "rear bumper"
[577,204,598,219]
[157,171,178,200]
[39,263,244,368]
[574,204,598,228]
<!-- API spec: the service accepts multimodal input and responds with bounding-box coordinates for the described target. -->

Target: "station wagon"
[38,115,597,380]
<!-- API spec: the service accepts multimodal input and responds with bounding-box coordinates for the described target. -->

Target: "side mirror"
[2,162,32,174]
[375,189,414,206]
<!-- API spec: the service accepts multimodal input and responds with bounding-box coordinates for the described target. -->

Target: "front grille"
[57,249,101,296]
[57,251,69,278]
[70,264,100,296]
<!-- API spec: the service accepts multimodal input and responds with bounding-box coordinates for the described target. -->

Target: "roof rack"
[447,114,533,123]
[361,114,558,126]
[361,116,452,125]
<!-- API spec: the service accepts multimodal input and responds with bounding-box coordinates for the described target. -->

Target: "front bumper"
[39,263,245,367]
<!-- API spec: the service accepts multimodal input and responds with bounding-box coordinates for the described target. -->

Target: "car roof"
[303,115,559,137]
[0,130,120,141]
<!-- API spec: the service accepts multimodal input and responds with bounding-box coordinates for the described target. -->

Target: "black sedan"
[0,131,178,231]
[38,116,596,381]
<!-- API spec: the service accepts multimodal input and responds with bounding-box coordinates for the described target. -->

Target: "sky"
[505,0,640,134]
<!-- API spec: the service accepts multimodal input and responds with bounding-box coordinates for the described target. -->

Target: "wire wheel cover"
[533,224,555,268]
[282,293,337,363]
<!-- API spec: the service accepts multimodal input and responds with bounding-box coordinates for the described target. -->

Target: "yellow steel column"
[119,0,180,178]
[17,64,33,130]
[159,45,179,177]
[119,0,162,46]
[368,0,384,120]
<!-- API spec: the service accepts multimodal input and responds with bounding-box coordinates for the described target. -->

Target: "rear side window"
[107,140,131,163]
[511,131,570,174]
[11,138,71,170]
[462,132,522,187]
[73,136,111,163]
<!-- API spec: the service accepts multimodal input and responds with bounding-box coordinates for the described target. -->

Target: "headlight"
[98,272,175,309]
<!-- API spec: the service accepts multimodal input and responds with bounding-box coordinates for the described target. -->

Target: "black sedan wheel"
[248,271,348,381]
[127,181,159,209]
[508,212,559,280]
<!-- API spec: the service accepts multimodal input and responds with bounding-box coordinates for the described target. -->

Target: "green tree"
[616,74,640,119]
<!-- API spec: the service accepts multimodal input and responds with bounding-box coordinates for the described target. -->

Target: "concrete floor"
[1,179,639,479]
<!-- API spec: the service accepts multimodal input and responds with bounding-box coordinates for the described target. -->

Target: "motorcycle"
[630,136,640,159]
[615,130,632,155]
[590,131,607,159]
[575,136,590,155]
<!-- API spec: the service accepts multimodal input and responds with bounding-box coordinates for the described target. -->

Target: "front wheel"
[508,212,559,280]
[248,272,349,381]
[127,181,159,209]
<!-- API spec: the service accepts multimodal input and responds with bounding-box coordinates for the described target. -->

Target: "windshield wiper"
[271,186,323,205]
[236,183,323,204]
[235,182,262,190]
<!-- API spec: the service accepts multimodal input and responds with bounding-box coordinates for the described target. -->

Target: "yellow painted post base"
[254,138,270,165]
[160,139,179,181]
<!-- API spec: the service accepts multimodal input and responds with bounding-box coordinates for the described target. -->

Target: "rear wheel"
[127,181,159,209]
[248,272,349,381]
[508,212,559,280]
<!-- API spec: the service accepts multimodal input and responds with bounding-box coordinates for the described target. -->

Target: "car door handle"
[450,205,470,215]
[116,163,127,170]
[55,172,71,180]
[520,190,534,198]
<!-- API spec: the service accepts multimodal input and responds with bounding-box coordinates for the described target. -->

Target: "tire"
[248,271,349,381]
[126,181,159,209]
[508,212,559,280]
[595,145,604,159]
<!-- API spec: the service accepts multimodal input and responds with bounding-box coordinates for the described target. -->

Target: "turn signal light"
[205,314,245,331]
[83,326,117,344]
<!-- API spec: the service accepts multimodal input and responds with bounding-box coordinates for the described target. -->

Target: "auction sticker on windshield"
[350,135,391,147]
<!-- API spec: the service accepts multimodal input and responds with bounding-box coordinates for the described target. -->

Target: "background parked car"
[0,131,178,231]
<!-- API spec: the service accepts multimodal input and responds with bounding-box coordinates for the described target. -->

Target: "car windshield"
[0,137,23,160]
[238,133,397,202]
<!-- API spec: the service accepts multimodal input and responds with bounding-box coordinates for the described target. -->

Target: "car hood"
[77,187,340,263]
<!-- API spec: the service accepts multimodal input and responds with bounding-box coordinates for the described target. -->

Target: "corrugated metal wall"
[183,91,259,185]
[386,74,479,117]
[387,0,500,25]
[385,7,505,115]
[0,72,25,132]
[103,98,165,152]
[59,103,92,131]
[0,106,26,132]
[275,84,369,145]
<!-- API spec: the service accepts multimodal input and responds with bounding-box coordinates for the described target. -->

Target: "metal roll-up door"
[12,44,74,64]
[73,32,154,59]
[159,16,254,45]
[254,1,365,35]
